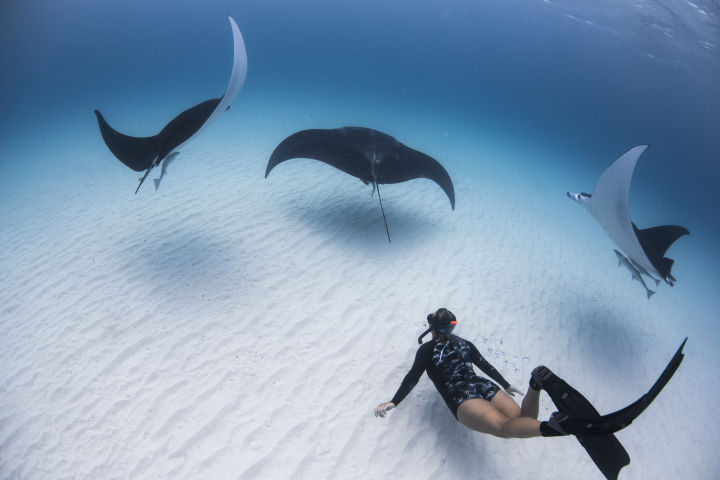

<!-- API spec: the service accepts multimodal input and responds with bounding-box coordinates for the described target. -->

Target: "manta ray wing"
[377,141,455,210]
[94,110,157,172]
[633,224,690,279]
[587,145,659,276]
[635,225,690,258]
[265,128,372,181]
[155,99,220,159]
[187,16,248,143]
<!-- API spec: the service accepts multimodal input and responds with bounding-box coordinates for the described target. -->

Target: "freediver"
[374,308,685,478]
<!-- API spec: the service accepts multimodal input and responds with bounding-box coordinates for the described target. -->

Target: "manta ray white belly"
[184,16,248,147]
[583,145,662,280]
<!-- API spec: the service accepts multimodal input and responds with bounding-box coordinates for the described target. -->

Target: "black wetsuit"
[391,335,511,418]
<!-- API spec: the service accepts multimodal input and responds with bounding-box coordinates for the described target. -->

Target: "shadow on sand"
[422,397,494,477]
[280,189,448,252]
[117,226,243,303]
[569,296,643,377]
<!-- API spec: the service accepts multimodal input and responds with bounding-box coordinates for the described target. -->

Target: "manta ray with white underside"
[94,16,247,193]
[567,145,689,296]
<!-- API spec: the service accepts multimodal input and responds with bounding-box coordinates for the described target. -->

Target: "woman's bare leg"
[490,390,521,419]
[521,385,540,419]
[457,398,541,438]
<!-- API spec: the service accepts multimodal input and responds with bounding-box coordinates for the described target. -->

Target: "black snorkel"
[418,311,438,344]
[418,326,433,345]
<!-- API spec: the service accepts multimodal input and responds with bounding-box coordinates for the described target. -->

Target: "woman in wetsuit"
[374,307,557,438]
[375,307,688,479]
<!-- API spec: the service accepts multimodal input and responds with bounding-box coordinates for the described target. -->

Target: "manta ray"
[94,16,247,193]
[265,127,455,242]
[567,145,689,295]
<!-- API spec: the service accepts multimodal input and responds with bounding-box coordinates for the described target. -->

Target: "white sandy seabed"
[1,100,719,480]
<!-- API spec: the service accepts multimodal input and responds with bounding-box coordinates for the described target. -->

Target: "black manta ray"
[265,127,456,242]
[94,16,247,194]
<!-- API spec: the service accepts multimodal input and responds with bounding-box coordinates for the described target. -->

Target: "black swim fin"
[565,337,686,435]
[533,338,687,479]
[533,367,629,479]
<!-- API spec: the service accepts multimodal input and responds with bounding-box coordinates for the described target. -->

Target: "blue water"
[2,0,718,224]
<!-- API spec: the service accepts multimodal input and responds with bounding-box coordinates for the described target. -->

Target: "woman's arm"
[469,341,511,390]
[390,345,429,405]
[375,344,429,416]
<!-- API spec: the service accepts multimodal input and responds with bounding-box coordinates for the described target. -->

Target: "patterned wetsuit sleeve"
[390,344,430,406]
[469,341,510,389]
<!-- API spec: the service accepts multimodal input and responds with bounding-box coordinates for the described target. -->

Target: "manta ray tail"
[94,110,158,172]
[376,182,391,243]
[136,168,153,194]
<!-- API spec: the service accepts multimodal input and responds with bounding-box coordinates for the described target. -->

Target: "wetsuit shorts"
[450,376,501,414]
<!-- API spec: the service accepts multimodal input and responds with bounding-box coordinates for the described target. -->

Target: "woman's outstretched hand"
[374,402,396,418]
[504,385,524,397]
